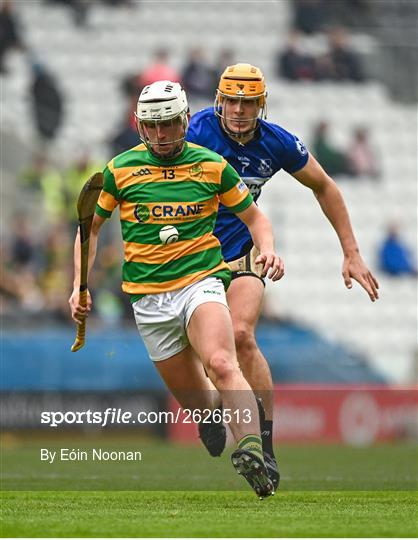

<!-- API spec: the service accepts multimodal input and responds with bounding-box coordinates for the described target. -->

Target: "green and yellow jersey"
[96,142,253,299]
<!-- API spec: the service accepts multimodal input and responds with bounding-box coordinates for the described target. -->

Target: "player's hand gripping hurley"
[71,172,103,352]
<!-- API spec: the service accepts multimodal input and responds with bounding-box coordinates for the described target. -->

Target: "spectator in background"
[121,49,182,115]
[92,242,127,326]
[317,27,364,82]
[109,107,139,157]
[347,127,380,179]
[9,214,39,272]
[20,155,65,224]
[325,0,374,31]
[182,47,216,102]
[2,214,45,313]
[20,151,50,193]
[120,70,139,100]
[378,223,417,277]
[138,48,181,90]
[21,151,99,227]
[64,152,103,225]
[101,0,134,6]
[0,0,25,74]
[213,48,235,81]
[40,223,73,320]
[120,49,182,131]
[46,0,90,28]
[30,62,64,145]
[311,121,348,177]
[278,31,316,81]
[292,0,328,34]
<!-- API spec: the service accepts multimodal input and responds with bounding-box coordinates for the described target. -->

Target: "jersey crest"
[186,108,309,261]
[257,158,273,176]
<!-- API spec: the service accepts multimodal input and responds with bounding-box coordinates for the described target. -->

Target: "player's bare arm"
[292,153,379,302]
[236,203,285,281]
[69,213,105,323]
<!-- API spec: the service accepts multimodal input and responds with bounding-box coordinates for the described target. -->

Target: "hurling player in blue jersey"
[186,63,379,489]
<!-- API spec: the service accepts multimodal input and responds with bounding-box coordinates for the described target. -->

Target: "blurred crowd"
[311,121,380,179]
[2,151,134,327]
[1,1,370,85]
[1,0,416,328]
[278,27,365,82]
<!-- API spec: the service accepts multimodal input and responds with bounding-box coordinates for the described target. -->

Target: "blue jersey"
[187,107,309,261]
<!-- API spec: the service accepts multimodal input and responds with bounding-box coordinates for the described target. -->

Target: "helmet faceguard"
[135,80,189,159]
[214,63,267,139]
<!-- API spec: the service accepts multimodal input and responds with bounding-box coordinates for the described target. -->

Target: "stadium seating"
[1,1,416,384]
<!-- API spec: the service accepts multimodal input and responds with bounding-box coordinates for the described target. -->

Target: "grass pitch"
[1,437,417,537]
[2,490,417,538]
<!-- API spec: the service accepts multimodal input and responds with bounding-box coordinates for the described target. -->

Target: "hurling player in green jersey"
[70,81,286,498]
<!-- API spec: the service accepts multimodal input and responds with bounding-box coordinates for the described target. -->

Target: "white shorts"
[132,277,228,362]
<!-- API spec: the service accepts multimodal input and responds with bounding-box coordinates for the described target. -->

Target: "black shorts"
[229,246,265,285]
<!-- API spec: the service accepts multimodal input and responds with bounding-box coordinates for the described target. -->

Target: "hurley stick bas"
[71,172,104,352]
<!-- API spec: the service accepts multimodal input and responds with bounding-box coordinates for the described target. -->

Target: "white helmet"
[135,80,189,158]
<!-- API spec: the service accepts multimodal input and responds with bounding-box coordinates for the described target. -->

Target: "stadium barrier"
[168,384,418,447]
[1,390,168,437]
[2,385,416,446]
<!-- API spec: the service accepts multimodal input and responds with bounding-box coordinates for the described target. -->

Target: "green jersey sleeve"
[95,165,119,218]
[219,161,253,214]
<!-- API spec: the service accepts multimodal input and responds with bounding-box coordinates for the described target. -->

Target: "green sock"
[237,434,264,463]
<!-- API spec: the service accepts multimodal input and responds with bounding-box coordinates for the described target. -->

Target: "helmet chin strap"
[220,117,258,143]
[214,93,265,143]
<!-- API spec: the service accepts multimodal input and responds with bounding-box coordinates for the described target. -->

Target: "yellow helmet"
[215,63,267,138]
[217,63,266,105]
